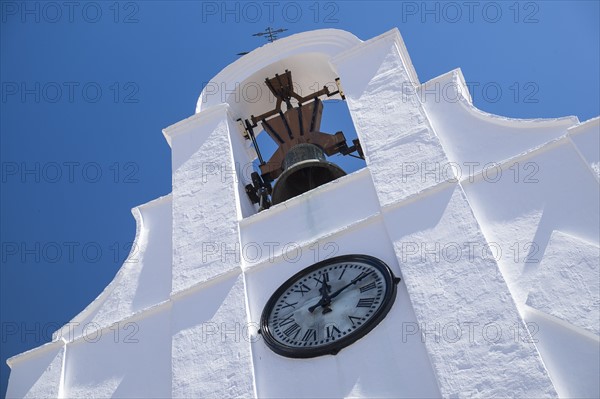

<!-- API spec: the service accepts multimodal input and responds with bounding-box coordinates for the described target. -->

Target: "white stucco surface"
[239,168,380,268]
[526,231,599,337]
[62,308,172,398]
[171,273,254,398]
[332,31,450,207]
[166,105,245,294]
[6,343,64,399]
[244,218,441,398]
[569,117,600,178]
[461,137,599,309]
[525,307,600,399]
[385,185,556,398]
[331,29,557,398]
[7,27,599,399]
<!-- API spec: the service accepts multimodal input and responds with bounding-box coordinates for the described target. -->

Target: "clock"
[259,254,400,358]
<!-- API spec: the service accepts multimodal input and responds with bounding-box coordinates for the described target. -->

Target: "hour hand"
[318,278,331,297]
[308,296,333,314]
[308,278,333,313]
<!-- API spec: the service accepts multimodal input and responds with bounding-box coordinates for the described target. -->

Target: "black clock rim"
[259,254,399,359]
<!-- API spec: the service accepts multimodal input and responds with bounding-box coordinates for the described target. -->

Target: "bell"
[242,70,364,211]
[271,143,346,205]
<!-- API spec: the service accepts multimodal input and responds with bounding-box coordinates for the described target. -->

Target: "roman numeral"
[283,323,301,338]
[293,283,311,296]
[357,298,375,308]
[348,316,362,326]
[338,267,347,280]
[312,272,329,286]
[302,329,317,342]
[325,325,341,338]
[280,301,298,309]
[359,282,377,293]
[278,314,295,327]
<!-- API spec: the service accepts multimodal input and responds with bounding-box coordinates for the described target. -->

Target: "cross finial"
[237,27,288,55]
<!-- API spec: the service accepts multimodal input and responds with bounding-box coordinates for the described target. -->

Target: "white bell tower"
[7,28,599,398]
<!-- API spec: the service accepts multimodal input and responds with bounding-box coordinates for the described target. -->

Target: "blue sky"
[1,1,598,396]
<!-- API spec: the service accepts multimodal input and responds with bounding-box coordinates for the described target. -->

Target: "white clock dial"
[260,255,399,358]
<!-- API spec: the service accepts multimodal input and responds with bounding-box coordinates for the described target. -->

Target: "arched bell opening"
[240,69,366,211]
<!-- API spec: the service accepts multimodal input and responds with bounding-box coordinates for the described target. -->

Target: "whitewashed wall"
[331,29,557,398]
[242,168,440,398]
[422,69,599,398]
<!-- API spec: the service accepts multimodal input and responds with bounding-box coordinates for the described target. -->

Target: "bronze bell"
[271,143,346,205]
[242,70,364,210]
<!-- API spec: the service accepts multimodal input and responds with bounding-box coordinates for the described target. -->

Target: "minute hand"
[328,271,373,301]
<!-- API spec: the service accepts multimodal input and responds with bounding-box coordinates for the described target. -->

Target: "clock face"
[260,254,399,358]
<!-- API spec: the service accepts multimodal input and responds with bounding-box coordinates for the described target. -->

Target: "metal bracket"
[335,78,346,100]
[336,136,365,160]
[245,172,272,211]
[237,118,250,140]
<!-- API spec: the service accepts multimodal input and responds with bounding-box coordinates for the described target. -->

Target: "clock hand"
[308,270,373,313]
[308,278,332,314]
[319,278,331,297]
[320,279,333,314]
[328,271,373,301]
